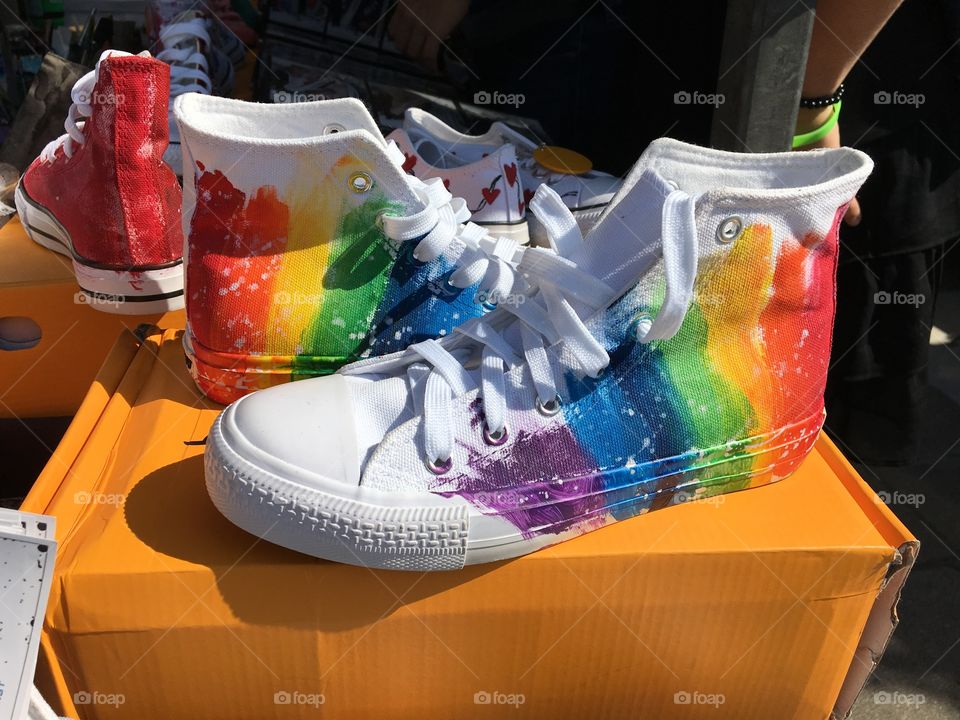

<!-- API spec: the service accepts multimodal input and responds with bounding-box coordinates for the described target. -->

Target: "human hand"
[388,0,470,73]
[794,106,861,226]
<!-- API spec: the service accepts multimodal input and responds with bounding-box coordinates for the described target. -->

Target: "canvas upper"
[387,127,525,229]
[402,107,622,215]
[208,138,873,565]
[20,51,182,270]
[174,95,562,404]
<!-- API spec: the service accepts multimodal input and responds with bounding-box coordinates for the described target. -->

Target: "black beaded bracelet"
[799,83,845,109]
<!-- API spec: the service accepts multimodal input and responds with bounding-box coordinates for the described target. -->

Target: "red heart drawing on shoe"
[442,178,450,190]
[402,153,417,173]
[504,163,518,186]
[482,187,501,205]
[523,188,536,206]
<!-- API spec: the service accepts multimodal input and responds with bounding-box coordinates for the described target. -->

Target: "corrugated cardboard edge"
[818,436,920,719]
[830,540,918,719]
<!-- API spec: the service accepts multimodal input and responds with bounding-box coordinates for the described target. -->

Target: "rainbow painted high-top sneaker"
[174,96,550,404]
[204,138,872,570]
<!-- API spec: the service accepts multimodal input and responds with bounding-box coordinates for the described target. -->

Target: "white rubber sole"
[15,183,184,314]
[205,403,822,571]
[205,407,561,571]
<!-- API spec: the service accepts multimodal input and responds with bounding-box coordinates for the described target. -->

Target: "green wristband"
[792,100,842,149]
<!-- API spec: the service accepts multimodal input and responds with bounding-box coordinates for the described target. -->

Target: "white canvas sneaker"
[204,138,872,571]
[402,108,622,244]
[174,95,574,404]
[387,127,527,244]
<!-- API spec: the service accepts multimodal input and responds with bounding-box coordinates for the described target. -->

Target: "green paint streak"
[293,195,401,376]
[656,300,755,486]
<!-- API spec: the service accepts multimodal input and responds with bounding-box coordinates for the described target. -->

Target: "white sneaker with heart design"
[387,127,528,245]
[204,138,872,571]
[401,108,621,244]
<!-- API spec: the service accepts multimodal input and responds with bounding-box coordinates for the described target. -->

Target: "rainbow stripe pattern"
[185,159,486,404]
[434,210,844,537]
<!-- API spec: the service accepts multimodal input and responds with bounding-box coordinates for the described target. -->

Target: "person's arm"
[796,0,903,225]
[387,0,470,73]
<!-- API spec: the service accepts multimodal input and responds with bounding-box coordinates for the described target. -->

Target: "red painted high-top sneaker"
[15,51,184,314]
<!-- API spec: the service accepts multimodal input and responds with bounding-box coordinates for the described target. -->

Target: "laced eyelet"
[475,291,498,311]
[717,216,743,244]
[536,395,562,416]
[632,312,654,342]
[426,456,453,475]
[483,423,509,446]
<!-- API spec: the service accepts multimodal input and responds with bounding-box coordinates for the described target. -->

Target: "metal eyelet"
[483,424,509,446]
[716,216,743,244]
[323,123,346,134]
[632,312,654,342]
[476,291,498,311]
[426,456,452,475]
[536,395,562,416]
[349,172,373,193]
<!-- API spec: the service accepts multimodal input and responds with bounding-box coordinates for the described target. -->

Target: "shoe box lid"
[21,327,917,720]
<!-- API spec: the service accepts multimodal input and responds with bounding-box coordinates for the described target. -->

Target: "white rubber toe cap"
[221,375,361,489]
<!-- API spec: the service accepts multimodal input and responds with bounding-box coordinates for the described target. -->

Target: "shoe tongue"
[567,168,673,296]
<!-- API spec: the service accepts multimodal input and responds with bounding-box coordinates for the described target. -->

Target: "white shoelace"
[157,18,214,99]
[381,140,529,306]
[40,51,132,163]
[346,184,700,471]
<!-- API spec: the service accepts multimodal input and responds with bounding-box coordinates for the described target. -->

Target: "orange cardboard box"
[0,219,183,418]
[23,328,917,720]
